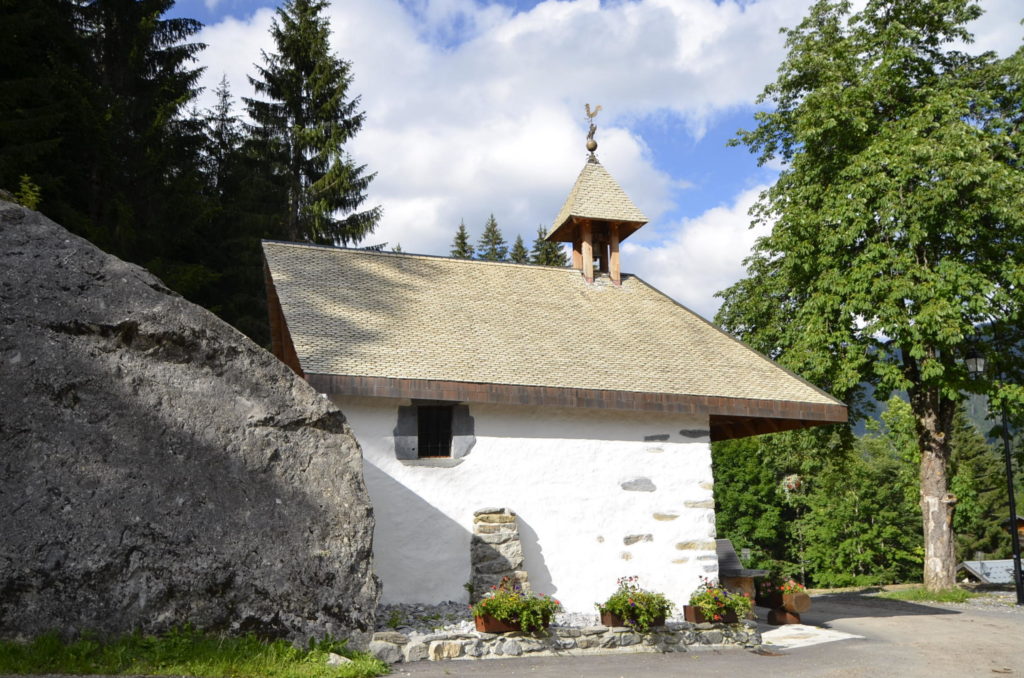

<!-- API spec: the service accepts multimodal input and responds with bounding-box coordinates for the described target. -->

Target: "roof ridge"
[262,240,595,273]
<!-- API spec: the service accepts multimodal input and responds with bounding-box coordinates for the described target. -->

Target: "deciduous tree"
[719,0,1024,589]
[717,0,1024,590]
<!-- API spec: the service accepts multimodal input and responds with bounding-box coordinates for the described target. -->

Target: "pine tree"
[476,214,508,261]
[0,0,80,206]
[530,226,568,266]
[194,76,281,344]
[509,235,529,264]
[76,0,208,266]
[450,220,475,259]
[246,0,380,246]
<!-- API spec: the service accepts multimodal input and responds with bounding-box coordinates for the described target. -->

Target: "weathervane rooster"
[585,103,602,156]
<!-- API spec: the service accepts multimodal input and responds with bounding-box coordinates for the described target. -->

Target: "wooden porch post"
[580,221,594,283]
[609,224,621,285]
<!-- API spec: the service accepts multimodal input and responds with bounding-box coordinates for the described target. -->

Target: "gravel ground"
[867,588,1024,615]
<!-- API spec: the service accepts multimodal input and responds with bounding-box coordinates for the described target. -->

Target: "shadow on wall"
[361,461,474,604]
[517,516,556,598]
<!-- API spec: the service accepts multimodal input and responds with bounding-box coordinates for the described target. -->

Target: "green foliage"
[711,436,796,575]
[716,0,1024,589]
[476,214,508,261]
[385,609,404,630]
[509,234,529,264]
[450,220,475,259]
[470,577,562,633]
[529,226,568,267]
[595,576,673,632]
[950,405,1012,560]
[13,175,41,210]
[794,398,921,587]
[877,587,977,603]
[688,577,753,621]
[246,0,380,246]
[0,627,387,678]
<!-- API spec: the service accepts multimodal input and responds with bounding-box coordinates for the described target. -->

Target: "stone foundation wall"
[368,621,760,664]
[470,508,529,600]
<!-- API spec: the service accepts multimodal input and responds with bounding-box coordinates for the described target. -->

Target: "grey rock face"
[0,202,379,641]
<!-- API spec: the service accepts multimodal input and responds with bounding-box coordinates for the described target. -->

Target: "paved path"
[395,592,1024,677]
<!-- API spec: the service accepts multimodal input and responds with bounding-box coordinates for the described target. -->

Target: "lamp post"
[966,353,1024,605]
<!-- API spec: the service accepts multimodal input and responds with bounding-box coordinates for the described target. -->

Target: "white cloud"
[622,185,770,321]
[193,0,808,252]
[190,0,1023,303]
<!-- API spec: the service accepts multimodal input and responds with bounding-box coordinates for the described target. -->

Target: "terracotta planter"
[474,614,522,633]
[683,605,738,624]
[474,614,551,633]
[600,610,666,628]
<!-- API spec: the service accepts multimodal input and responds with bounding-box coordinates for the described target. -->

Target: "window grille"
[417,406,453,457]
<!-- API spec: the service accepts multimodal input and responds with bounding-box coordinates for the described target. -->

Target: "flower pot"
[683,605,738,624]
[757,592,784,609]
[600,610,666,628]
[474,614,521,633]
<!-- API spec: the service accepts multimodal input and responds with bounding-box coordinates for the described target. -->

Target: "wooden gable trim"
[263,261,304,377]
[304,373,848,441]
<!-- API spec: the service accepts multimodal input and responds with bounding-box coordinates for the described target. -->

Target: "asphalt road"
[394,592,1024,678]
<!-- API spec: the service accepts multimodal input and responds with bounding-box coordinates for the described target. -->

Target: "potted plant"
[595,576,674,632]
[757,576,809,612]
[470,576,562,633]
[684,576,754,623]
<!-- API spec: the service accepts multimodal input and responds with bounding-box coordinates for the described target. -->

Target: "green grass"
[0,626,389,678]
[877,586,978,604]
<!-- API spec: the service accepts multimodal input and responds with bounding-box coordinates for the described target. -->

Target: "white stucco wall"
[334,396,719,614]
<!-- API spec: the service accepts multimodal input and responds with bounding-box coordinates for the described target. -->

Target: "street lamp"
[966,350,1024,605]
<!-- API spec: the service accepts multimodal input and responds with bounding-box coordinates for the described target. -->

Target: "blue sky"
[169,0,1022,318]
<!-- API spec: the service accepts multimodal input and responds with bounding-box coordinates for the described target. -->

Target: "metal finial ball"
[586,139,598,152]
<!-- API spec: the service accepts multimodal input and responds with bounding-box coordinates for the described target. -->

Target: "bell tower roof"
[546,156,648,243]
[546,104,649,285]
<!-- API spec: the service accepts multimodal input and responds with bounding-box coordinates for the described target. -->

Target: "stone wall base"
[368,621,761,664]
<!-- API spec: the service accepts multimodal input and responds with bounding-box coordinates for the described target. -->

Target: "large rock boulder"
[0,201,379,641]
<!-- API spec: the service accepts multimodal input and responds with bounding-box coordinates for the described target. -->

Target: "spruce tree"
[195,76,280,344]
[0,0,80,206]
[509,234,529,264]
[529,226,568,266]
[450,220,475,259]
[246,0,380,246]
[476,214,508,261]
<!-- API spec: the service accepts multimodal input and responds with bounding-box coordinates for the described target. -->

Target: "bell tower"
[546,104,648,285]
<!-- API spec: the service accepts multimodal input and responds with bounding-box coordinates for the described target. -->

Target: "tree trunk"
[912,387,957,591]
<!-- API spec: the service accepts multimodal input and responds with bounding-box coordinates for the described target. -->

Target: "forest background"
[2,0,1022,588]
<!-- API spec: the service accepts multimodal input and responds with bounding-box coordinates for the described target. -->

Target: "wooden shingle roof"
[547,158,648,243]
[262,242,847,440]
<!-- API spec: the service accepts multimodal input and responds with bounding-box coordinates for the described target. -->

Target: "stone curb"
[367,621,761,664]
